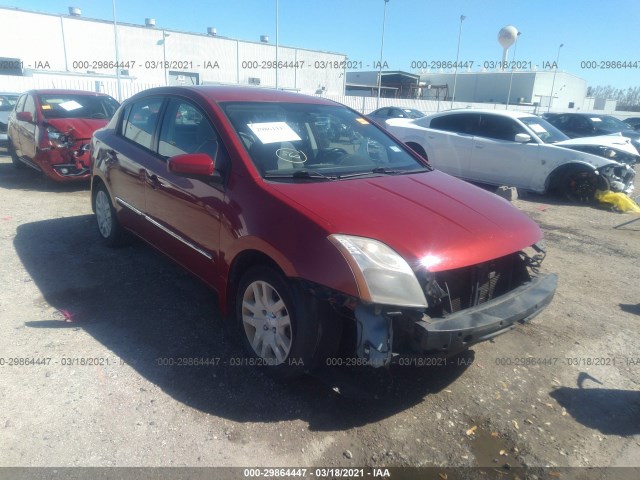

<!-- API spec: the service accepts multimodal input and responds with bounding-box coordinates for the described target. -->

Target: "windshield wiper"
[264,169,337,181]
[338,167,431,179]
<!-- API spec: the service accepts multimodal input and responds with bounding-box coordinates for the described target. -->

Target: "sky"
[3,0,640,90]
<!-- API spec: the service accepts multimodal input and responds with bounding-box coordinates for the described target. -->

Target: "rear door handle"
[145,171,167,189]
[105,150,118,165]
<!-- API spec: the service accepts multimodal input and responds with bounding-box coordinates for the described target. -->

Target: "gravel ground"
[0,153,638,475]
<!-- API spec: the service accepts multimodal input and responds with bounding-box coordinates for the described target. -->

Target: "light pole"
[505,31,521,109]
[159,31,170,86]
[275,0,279,89]
[111,0,122,101]
[451,14,465,109]
[376,0,390,109]
[547,43,564,113]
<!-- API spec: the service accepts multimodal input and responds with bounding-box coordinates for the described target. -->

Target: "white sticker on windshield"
[58,100,83,111]
[389,146,402,152]
[529,124,547,134]
[248,122,301,144]
[590,117,602,122]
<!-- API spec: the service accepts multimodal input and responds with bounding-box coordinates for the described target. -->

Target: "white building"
[0,6,347,99]
[418,70,591,111]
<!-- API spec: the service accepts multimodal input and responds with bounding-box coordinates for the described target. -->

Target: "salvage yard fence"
[0,75,634,118]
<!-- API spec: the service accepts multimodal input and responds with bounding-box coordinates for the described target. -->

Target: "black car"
[623,117,640,131]
[545,112,640,153]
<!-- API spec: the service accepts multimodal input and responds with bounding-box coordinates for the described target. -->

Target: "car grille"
[422,253,530,317]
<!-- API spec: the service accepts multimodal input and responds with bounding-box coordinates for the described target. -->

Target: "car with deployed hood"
[7,89,119,181]
[386,109,636,201]
[90,86,556,378]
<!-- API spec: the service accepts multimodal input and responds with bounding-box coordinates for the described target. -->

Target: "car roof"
[26,89,114,97]
[127,85,340,107]
[427,108,535,120]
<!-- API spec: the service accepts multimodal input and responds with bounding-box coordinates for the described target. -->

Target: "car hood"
[267,171,542,272]
[555,134,639,156]
[45,118,109,140]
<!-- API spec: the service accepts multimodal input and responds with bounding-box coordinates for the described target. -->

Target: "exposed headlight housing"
[329,234,427,308]
[47,126,73,148]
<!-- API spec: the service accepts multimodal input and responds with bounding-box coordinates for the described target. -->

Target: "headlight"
[47,126,73,148]
[329,234,427,308]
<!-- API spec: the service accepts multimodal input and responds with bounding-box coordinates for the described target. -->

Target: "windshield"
[403,109,425,119]
[38,94,120,120]
[222,102,430,180]
[520,116,569,143]
[594,115,632,132]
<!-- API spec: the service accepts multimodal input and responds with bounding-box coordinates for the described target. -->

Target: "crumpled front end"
[598,162,636,196]
[37,125,92,181]
[349,246,556,367]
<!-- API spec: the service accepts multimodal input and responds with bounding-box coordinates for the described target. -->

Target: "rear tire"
[93,183,128,247]
[235,266,323,379]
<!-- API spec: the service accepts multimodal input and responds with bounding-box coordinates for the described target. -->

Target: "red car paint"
[7,89,119,182]
[90,86,557,372]
[90,86,547,316]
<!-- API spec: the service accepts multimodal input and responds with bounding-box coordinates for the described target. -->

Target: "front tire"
[8,140,24,169]
[93,183,128,247]
[236,266,322,379]
[560,169,598,203]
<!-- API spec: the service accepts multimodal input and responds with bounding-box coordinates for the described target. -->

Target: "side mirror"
[514,133,532,143]
[167,153,221,182]
[16,111,33,123]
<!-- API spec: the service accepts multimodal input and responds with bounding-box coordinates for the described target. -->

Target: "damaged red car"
[90,86,557,377]
[7,89,119,181]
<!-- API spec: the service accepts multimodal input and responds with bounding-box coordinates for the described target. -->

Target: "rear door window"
[430,113,479,134]
[121,97,164,150]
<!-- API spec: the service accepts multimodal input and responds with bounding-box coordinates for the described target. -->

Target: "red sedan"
[7,89,119,182]
[90,86,556,378]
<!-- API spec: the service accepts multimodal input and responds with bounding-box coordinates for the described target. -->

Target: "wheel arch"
[90,175,106,212]
[544,161,598,193]
[225,249,288,318]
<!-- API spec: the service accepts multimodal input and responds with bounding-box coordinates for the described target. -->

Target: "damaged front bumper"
[354,273,557,367]
[599,163,636,196]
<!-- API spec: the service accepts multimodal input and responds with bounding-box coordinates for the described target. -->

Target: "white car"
[386,109,636,200]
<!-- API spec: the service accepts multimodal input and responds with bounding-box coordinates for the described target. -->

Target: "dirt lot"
[0,153,639,474]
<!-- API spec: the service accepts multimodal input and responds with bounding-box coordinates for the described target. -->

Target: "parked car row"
[7,84,640,380]
[542,112,640,153]
[386,109,636,202]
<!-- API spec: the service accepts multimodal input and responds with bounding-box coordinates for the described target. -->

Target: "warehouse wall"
[0,7,346,94]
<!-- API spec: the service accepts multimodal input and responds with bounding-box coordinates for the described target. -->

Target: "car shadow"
[549,372,640,436]
[0,159,90,192]
[620,303,640,316]
[14,215,472,431]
